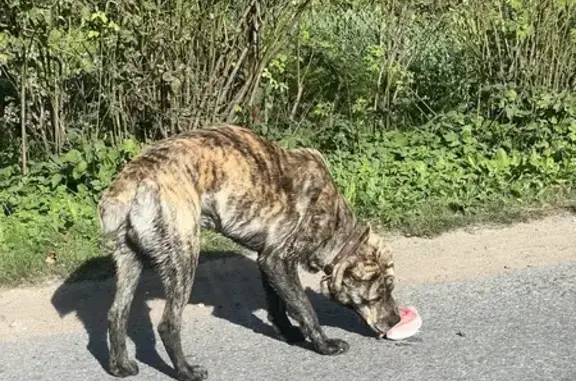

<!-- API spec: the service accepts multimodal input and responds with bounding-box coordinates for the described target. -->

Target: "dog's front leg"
[259,268,306,343]
[258,252,349,356]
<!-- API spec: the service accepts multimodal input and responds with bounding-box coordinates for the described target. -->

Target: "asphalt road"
[1,260,575,381]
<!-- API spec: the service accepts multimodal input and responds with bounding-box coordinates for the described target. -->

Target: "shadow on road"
[50,250,373,380]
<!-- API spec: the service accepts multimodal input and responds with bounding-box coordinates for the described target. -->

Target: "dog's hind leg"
[156,232,206,381]
[108,238,143,377]
[100,198,143,378]
[129,181,207,381]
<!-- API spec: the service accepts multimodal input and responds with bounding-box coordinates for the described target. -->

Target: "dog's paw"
[109,359,139,378]
[316,338,350,356]
[280,326,306,343]
[177,364,208,381]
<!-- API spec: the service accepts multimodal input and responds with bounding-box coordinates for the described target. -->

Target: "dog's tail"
[97,179,160,250]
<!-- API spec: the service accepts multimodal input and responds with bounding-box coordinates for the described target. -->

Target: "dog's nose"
[389,313,401,327]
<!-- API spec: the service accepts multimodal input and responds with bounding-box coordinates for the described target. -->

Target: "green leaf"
[76,160,88,174]
[77,184,88,195]
[495,148,509,166]
[48,29,62,47]
[63,149,82,164]
[51,173,63,188]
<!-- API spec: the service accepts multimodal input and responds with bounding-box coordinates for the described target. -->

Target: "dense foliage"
[1,0,575,284]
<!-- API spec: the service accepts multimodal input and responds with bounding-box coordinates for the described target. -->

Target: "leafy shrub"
[1,0,575,283]
[0,137,142,250]
[326,94,576,231]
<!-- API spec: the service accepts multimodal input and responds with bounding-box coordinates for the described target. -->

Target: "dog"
[98,124,401,381]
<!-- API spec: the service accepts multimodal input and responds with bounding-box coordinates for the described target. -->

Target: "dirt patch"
[391,213,576,284]
[0,214,574,342]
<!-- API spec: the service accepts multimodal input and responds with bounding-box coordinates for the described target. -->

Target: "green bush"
[1,0,575,284]
[0,137,143,283]
[329,110,576,230]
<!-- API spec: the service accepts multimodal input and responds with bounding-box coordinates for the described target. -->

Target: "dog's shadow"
[50,250,373,379]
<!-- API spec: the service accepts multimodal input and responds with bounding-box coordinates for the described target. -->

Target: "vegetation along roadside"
[1,0,575,286]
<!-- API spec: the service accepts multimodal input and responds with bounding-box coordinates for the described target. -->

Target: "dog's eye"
[364,296,381,305]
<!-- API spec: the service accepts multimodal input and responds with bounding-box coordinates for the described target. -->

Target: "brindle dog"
[98,125,401,381]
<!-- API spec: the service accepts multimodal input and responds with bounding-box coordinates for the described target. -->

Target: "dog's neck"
[299,193,366,276]
[322,222,367,276]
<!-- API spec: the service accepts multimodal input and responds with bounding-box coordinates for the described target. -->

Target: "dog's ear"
[339,226,370,259]
[350,260,381,281]
[324,226,370,275]
[330,226,371,294]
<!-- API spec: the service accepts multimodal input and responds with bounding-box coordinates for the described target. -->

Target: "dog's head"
[323,227,400,337]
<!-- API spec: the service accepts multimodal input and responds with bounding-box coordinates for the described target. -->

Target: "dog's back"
[98,124,338,253]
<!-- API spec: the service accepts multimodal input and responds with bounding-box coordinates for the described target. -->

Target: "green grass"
[0,217,239,287]
[0,221,99,286]
[377,188,576,237]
